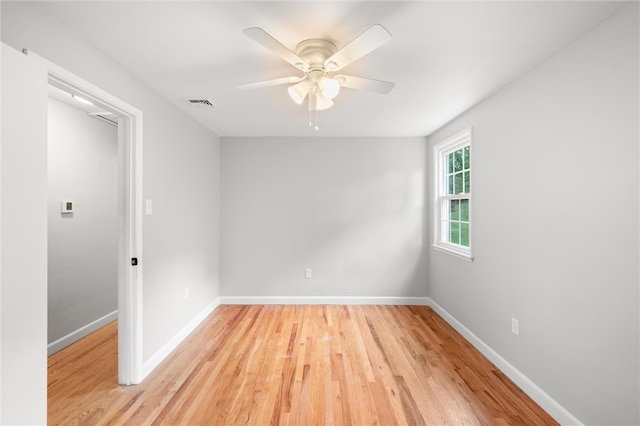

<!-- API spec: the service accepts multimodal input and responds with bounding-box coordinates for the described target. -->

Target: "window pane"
[461,223,469,247]
[450,200,459,220]
[447,153,454,175]
[464,146,470,171]
[454,149,463,172]
[448,175,454,195]
[464,171,470,193]
[455,172,463,194]
[460,199,469,221]
[450,222,460,244]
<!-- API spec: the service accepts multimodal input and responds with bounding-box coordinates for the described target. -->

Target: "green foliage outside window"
[445,146,470,247]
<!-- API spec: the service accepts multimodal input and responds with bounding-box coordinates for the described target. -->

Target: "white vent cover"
[187,99,217,108]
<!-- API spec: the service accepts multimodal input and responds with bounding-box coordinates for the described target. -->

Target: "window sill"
[432,244,474,262]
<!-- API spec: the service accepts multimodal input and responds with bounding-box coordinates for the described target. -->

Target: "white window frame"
[432,127,473,261]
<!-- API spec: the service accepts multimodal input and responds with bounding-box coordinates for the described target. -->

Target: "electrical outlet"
[511,317,519,335]
[184,288,190,300]
[305,268,312,278]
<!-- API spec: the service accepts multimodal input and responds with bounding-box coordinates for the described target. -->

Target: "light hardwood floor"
[48,305,557,425]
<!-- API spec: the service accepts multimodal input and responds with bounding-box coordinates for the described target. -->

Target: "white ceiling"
[37,1,627,137]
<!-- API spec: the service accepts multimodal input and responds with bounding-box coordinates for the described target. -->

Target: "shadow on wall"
[290,168,426,296]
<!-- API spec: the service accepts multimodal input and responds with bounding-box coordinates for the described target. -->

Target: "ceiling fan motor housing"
[295,39,338,73]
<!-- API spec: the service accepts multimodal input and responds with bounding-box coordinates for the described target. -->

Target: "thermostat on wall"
[61,200,74,214]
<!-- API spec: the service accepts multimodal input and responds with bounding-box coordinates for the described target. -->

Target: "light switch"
[145,199,153,215]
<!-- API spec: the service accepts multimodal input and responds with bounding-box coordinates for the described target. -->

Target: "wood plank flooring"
[48,305,557,425]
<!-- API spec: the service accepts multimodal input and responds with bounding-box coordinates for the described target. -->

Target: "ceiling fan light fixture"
[319,77,340,99]
[288,80,312,104]
[315,91,334,111]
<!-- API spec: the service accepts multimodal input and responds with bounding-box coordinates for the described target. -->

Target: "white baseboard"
[219,296,430,305]
[48,310,118,356]
[426,298,582,426]
[141,297,220,379]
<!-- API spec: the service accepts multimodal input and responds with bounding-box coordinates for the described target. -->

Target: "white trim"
[426,298,583,426]
[431,243,474,262]
[220,296,430,305]
[47,310,118,356]
[141,298,221,380]
[24,50,144,385]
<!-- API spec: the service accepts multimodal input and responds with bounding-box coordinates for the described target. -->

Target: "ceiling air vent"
[187,99,217,108]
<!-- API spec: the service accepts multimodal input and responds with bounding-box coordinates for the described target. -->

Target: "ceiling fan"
[237,24,395,130]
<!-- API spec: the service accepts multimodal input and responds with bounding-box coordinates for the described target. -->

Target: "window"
[433,128,472,261]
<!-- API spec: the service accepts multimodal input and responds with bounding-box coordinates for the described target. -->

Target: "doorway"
[46,84,119,360]
[27,49,144,385]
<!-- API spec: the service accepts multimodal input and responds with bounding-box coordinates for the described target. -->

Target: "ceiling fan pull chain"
[307,92,319,131]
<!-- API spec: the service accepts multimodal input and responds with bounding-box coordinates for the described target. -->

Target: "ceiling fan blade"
[237,76,303,90]
[335,75,395,94]
[243,27,308,71]
[324,24,391,72]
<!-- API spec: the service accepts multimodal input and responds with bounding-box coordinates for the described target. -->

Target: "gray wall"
[1,2,221,365]
[47,97,118,349]
[221,137,428,300]
[427,4,639,425]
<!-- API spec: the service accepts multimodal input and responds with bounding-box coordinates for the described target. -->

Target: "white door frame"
[25,50,144,384]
